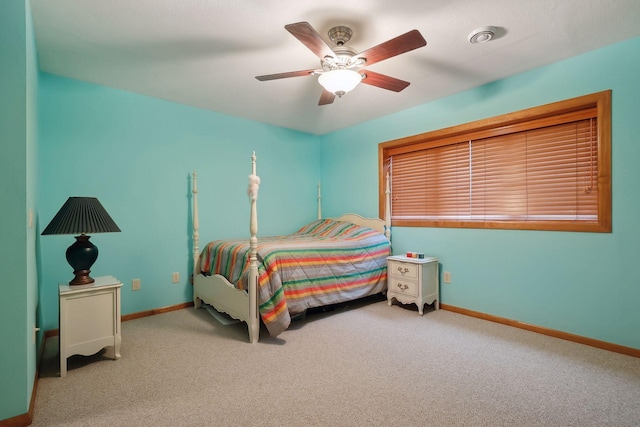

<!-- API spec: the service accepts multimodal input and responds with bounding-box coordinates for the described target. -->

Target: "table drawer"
[388,277,419,297]
[388,260,418,279]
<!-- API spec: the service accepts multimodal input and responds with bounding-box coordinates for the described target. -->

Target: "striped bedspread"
[199,219,390,336]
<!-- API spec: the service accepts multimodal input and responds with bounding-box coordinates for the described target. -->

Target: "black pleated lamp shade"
[42,197,121,235]
[42,197,120,285]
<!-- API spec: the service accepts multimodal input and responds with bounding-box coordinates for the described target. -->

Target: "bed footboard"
[193,273,256,341]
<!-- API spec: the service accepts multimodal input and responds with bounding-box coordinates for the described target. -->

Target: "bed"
[192,152,392,343]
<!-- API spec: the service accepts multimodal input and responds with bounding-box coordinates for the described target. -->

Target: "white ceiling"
[30,0,640,135]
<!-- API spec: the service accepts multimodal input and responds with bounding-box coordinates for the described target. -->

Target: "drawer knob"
[397,283,409,291]
[397,266,409,275]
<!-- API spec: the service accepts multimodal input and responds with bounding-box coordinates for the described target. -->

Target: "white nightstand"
[387,255,439,315]
[59,275,122,377]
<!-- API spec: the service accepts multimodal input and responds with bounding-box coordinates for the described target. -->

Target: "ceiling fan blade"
[285,22,335,61]
[361,70,410,92]
[354,30,426,67]
[255,69,316,81]
[318,90,336,106]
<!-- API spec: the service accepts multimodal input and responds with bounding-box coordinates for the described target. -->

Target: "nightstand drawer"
[388,260,418,279]
[389,277,419,297]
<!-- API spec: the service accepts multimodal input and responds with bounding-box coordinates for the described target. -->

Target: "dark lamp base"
[66,235,99,286]
[70,270,95,286]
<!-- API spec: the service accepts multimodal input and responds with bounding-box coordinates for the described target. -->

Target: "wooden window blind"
[391,141,470,220]
[379,91,611,232]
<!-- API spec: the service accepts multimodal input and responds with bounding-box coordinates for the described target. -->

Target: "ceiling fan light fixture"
[468,26,497,44]
[318,69,363,97]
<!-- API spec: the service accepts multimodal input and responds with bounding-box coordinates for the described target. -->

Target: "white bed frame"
[192,152,391,343]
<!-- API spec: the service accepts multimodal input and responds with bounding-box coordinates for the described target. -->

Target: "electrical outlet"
[443,271,451,284]
[132,278,141,291]
[172,272,180,283]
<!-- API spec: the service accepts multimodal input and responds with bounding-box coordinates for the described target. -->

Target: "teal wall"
[3,4,639,421]
[26,0,39,414]
[0,0,38,421]
[37,74,321,331]
[320,37,640,350]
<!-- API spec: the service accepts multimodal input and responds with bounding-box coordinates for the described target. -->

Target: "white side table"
[387,255,439,314]
[59,275,122,377]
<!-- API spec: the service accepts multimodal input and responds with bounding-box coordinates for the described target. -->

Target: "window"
[378,91,611,232]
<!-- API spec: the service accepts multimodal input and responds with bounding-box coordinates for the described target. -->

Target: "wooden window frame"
[378,91,612,232]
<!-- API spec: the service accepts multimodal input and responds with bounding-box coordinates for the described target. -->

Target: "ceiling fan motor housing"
[322,46,360,70]
[322,26,363,71]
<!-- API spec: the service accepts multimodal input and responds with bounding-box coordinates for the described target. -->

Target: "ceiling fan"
[255,22,427,105]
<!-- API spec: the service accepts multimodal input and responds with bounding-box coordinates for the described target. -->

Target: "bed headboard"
[331,213,386,236]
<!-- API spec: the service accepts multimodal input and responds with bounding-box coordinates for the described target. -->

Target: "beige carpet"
[33,296,640,426]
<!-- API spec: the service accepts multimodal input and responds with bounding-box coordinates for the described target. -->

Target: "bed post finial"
[251,151,256,176]
[192,170,200,279]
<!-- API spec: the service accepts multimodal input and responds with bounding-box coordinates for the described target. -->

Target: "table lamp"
[42,197,121,285]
